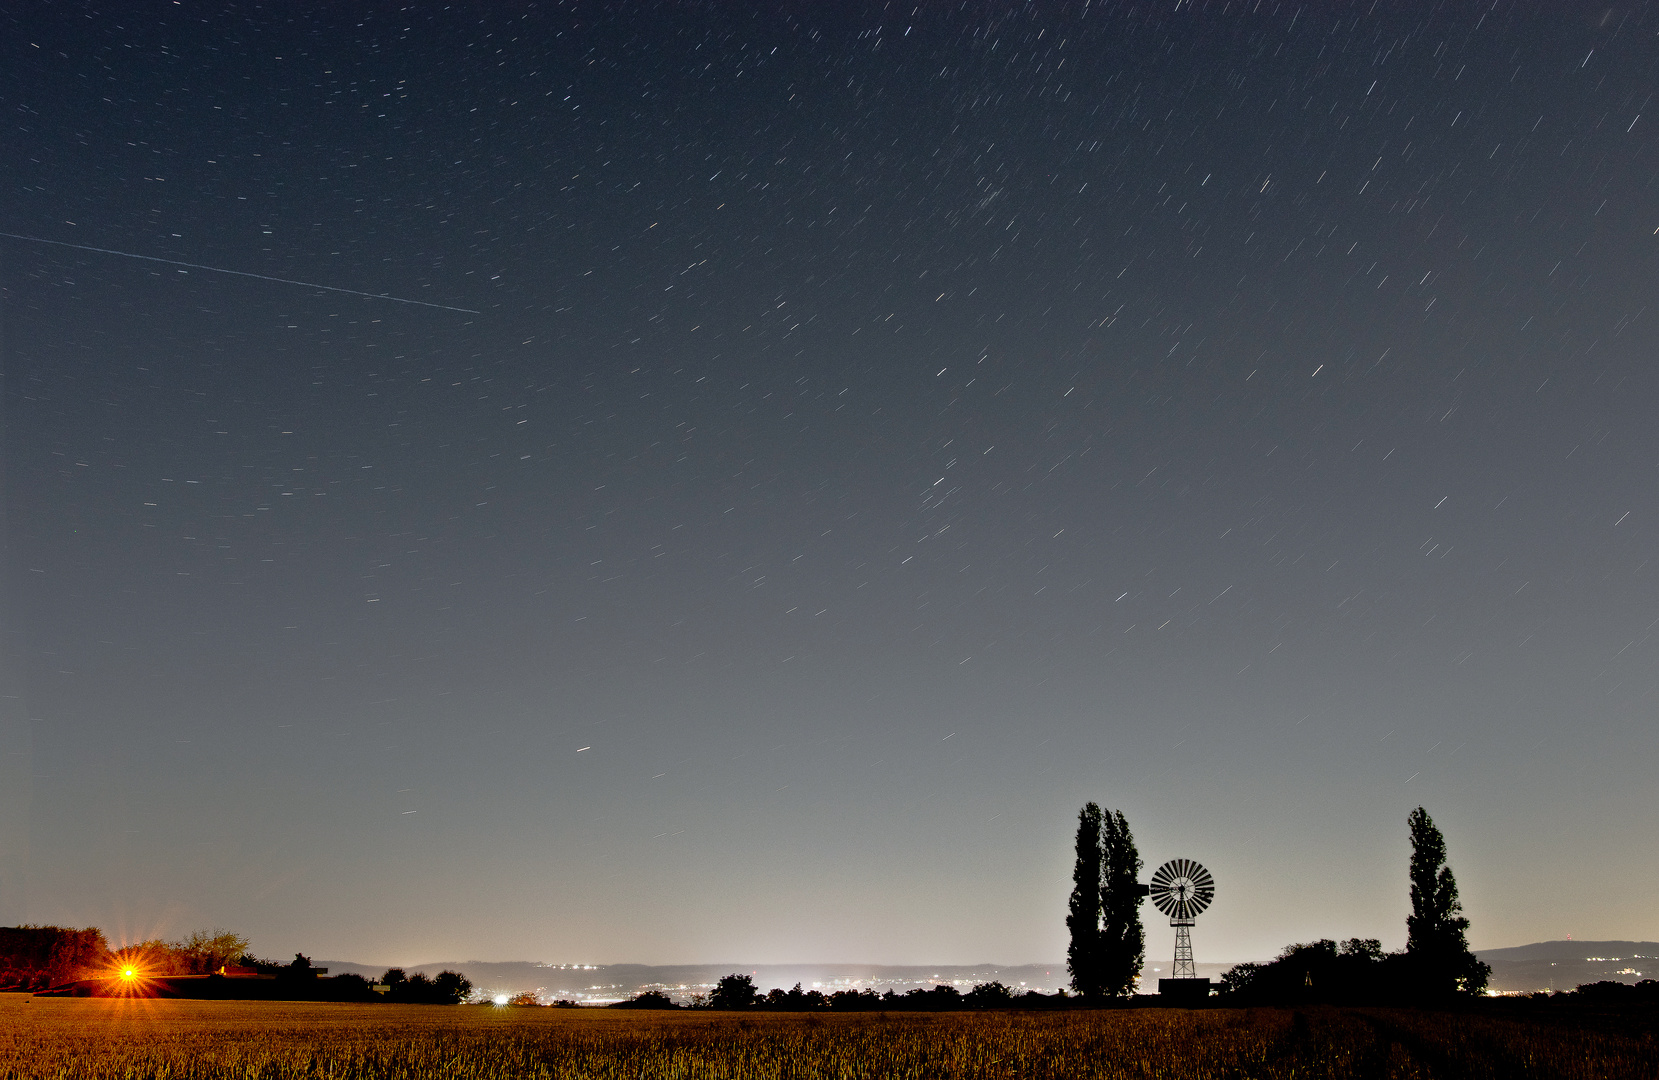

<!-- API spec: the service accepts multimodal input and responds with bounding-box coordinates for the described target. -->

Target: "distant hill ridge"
[1476,940,1659,962]
[1474,940,1659,993]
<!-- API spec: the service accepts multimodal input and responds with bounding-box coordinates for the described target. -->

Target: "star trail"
[1,2,1655,968]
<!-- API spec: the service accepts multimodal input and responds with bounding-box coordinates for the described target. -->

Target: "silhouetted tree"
[322,972,376,1002]
[433,970,472,1004]
[0,926,110,990]
[759,982,824,1010]
[826,988,881,1010]
[1341,937,1384,962]
[1217,960,1263,997]
[902,984,962,1010]
[1575,980,1659,1002]
[1066,802,1106,998]
[1405,807,1489,997]
[965,981,1015,1008]
[1220,938,1394,1004]
[711,972,758,1009]
[384,969,470,1004]
[1101,809,1145,997]
[113,940,194,976]
[180,929,251,974]
[401,973,435,1001]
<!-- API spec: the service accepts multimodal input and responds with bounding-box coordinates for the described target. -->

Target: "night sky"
[2,1,1656,970]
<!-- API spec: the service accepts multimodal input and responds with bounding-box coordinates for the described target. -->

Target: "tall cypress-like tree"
[1100,809,1145,997]
[1066,803,1105,998]
[1405,806,1489,996]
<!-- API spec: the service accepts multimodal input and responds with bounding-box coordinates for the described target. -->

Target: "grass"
[2,995,1655,1079]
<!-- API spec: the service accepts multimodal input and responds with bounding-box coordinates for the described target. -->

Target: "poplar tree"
[1405,806,1489,996]
[1066,803,1105,998]
[1100,809,1146,996]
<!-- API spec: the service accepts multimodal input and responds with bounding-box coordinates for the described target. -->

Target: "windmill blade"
[1187,864,1216,916]
[1148,861,1182,917]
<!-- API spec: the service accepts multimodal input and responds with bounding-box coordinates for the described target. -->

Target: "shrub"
[966,981,1015,1008]
[610,990,680,1009]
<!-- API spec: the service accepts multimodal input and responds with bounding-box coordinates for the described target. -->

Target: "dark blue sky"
[2,1,1656,967]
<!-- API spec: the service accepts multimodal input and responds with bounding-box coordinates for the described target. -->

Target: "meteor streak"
[0,231,480,313]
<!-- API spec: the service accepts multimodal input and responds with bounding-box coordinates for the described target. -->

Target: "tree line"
[1065,803,1491,1003]
[373,966,473,1004]
[603,975,1064,1011]
[0,927,249,991]
[0,926,470,1003]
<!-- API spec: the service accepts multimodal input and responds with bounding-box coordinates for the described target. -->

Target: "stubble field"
[2,995,1654,1079]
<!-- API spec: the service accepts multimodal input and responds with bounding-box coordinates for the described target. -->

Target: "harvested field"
[2,995,1654,1079]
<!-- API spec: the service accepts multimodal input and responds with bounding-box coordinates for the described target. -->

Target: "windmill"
[1149,858,1215,999]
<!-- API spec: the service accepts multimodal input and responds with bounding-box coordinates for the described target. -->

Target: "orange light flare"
[101,944,170,998]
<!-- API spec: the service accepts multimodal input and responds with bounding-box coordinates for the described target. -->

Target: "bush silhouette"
[611,990,680,1009]
[711,973,758,1009]
[965,981,1015,1008]
[381,968,471,1004]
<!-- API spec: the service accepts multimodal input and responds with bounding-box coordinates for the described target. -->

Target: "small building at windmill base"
[1158,977,1215,1001]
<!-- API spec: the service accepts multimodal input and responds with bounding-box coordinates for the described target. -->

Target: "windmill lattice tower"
[1149,858,1215,980]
